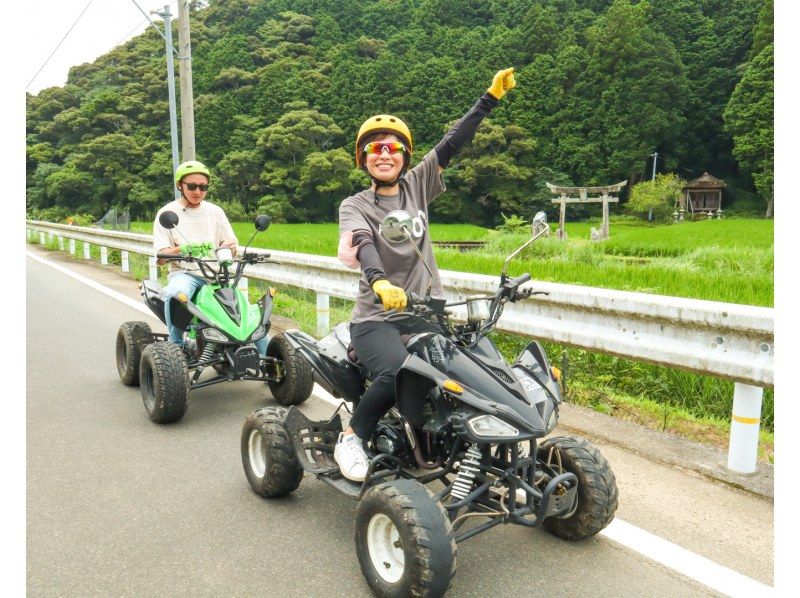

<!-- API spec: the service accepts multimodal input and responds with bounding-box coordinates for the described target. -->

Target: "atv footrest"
[283,406,343,475]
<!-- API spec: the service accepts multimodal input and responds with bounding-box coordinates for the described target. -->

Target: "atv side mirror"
[532,211,549,236]
[254,214,270,232]
[501,211,551,279]
[381,210,414,244]
[159,210,179,230]
[380,210,435,297]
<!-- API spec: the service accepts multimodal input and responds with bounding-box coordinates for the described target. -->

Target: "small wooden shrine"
[682,172,725,216]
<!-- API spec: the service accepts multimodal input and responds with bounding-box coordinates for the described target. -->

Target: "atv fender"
[278,330,362,402]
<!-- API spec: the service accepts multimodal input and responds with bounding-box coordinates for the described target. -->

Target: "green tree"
[723,43,773,216]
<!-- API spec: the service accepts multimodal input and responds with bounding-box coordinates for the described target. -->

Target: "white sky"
[24,0,176,95]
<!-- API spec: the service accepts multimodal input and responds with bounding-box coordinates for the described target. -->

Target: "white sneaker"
[334,432,370,482]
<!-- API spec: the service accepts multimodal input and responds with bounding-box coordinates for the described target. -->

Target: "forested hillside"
[25,0,772,225]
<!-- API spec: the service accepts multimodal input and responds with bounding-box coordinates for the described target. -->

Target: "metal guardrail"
[26,220,774,474]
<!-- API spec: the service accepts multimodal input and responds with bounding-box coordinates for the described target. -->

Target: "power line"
[26,0,95,90]
[114,17,148,48]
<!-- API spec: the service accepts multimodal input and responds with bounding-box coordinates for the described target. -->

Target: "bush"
[626,174,686,222]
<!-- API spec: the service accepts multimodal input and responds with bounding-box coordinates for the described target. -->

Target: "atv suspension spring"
[192,342,217,382]
[451,445,482,503]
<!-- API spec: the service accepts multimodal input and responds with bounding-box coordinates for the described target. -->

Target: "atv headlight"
[250,325,267,341]
[202,327,229,342]
[545,406,558,434]
[467,414,519,438]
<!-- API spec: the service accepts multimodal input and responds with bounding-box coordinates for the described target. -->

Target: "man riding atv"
[152,160,265,356]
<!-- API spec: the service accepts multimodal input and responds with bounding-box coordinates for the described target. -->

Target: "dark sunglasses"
[183,182,209,191]
[363,141,406,156]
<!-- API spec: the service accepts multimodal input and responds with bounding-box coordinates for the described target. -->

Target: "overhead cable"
[26,0,96,90]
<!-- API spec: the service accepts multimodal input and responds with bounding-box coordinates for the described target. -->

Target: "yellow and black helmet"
[355,114,413,169]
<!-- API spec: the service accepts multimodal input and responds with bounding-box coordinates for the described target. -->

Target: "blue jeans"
[161,271,268,355]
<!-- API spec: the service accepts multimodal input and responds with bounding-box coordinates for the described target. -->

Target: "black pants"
[348,320,409,440]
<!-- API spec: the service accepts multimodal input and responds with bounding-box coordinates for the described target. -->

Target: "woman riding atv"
[334,68,517,481]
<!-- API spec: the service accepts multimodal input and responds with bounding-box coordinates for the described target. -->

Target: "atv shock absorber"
[451,444,482,503]
[192,342,217,382]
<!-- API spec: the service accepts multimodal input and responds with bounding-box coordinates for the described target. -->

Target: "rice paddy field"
[133,217,773,306]
[128,216,774,456]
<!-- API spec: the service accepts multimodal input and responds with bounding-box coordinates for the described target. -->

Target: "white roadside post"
[58,236,64,251]
[121,250,130,273]
[39,232,46,245]
[148,256,158,281]
[69,239,76,255]
[316,293,330,337]
[101,246,108,265]
[727,383,764,474]
[83,242,91,259]
[48,232,54,243]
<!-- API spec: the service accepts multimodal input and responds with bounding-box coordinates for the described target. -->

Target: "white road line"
[28,250,773,596]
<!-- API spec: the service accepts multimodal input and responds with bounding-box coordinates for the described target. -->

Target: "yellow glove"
[372,279,407,311]
[487,67,516,100]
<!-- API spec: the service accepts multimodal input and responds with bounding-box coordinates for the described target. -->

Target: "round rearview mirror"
[159,210,179,230]
[254,214,270,232]
[381,210,413,244]
[532,211,548,235]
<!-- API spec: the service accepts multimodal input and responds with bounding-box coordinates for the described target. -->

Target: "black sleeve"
[353,231,387,285]
[434,92,500,168]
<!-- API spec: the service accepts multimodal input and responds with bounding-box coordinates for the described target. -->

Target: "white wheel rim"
[248,429,266,478]
[366,513,404,584]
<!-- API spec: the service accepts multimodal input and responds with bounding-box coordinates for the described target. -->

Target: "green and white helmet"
[174,160,211,185]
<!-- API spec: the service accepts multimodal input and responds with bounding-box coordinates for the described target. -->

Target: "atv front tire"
[540,435,618,540]
[139,342,189,423]
[116,321,152,386]
[241,407,303,498]
[266,332,313,406]
[355,479,457,598]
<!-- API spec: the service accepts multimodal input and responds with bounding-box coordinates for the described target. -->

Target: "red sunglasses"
[363,141,406,156]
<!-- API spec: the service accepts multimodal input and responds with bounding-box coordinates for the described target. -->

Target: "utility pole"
[153,5,180,199]
[648,151,658,221]
[177,0,196,161]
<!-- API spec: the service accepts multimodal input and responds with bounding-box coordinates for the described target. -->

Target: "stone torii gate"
[546,180,627,240]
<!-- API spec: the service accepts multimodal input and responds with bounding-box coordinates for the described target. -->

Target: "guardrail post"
[69,239,76,255]
[237,276,248,293]
[121,250,129,273]
[148,257,157,281]
[48,232,54,243]
[727,383,764,474]
[316,293,330,337]
[58,236,64,251]
[39,232,46,245]
[101,246,108,265]
[83,242,91,259]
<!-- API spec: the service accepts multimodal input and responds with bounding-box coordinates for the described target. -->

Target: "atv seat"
[346,334,414,367]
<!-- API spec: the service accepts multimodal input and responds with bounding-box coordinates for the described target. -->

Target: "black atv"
[241,211,618,597]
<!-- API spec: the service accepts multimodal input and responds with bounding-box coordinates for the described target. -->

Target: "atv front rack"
[283,406,403,499]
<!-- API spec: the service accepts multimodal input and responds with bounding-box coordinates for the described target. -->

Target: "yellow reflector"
[177,292,189,303]
[269,287,277,297]
[551,366,562,381]
[442,379,463,394]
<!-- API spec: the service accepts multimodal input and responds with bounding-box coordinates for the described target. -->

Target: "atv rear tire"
[116,321,152,386]
[139,342,189,424]
[355,479,456,598]
[241,407,303,498]
[540,435,618,540]
[266,332,313,406]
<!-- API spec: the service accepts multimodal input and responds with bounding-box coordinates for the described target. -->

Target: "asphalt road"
[26,250,774,597]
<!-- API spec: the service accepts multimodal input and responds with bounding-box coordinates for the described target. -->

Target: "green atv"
[115,211,313,423]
